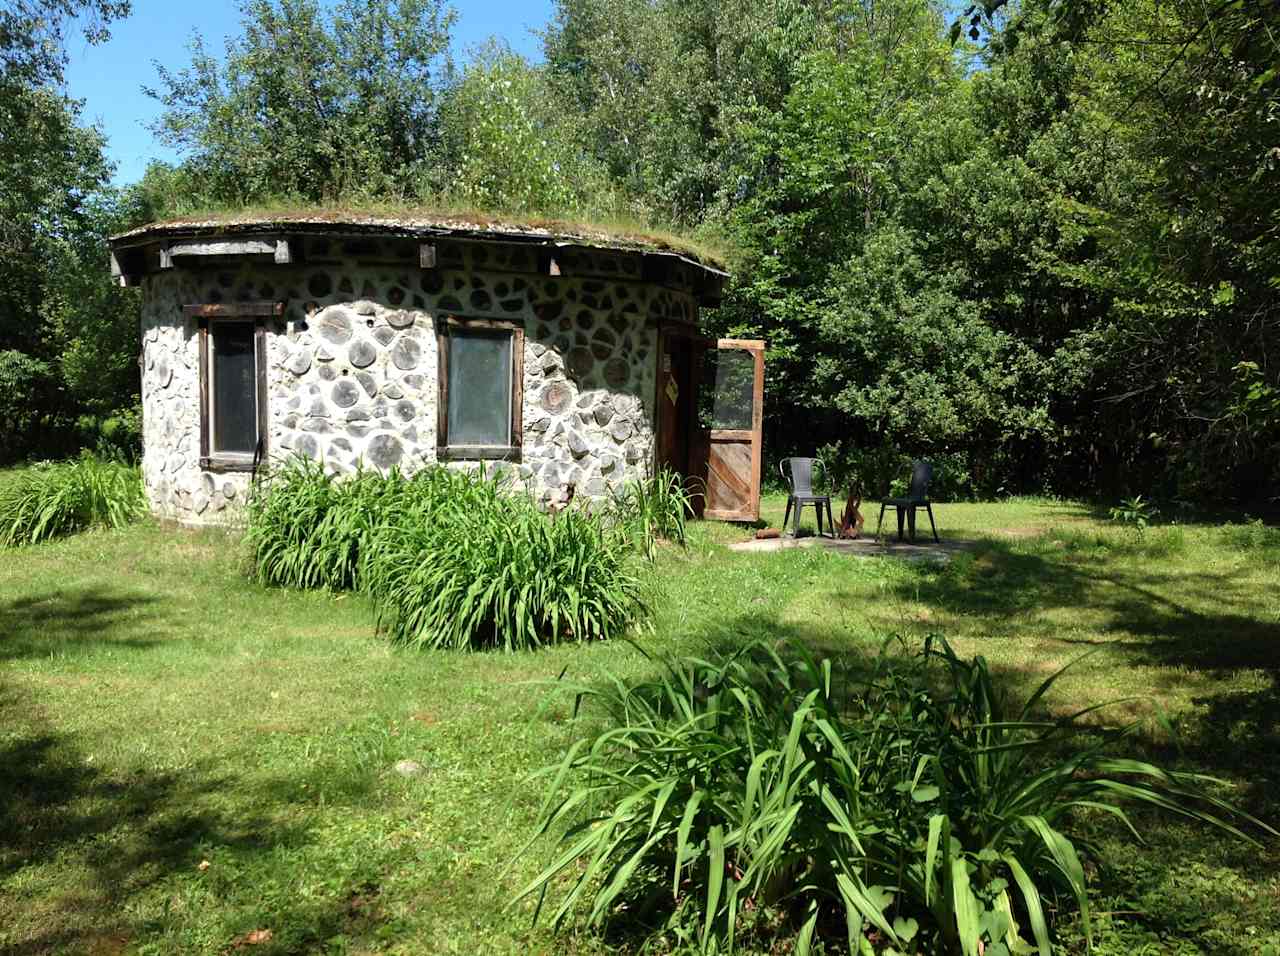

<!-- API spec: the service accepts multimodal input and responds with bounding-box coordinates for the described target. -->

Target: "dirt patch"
[229,928,273,949]
[86,932,132,955]
[39,675,96,688]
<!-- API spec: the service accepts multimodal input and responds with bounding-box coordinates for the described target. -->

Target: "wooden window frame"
[436,315,524,462]
[186,302,279,472]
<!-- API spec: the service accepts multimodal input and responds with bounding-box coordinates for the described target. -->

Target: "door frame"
[654,325,764,522]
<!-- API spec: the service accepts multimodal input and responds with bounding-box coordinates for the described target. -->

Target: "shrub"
[1108,495,1159,532]
[77,404,143,462]
[1218,518,1280,559]
[608,468,695,561]
[0,349,57,464]
[245,457,412,591]
[245,458,649,650]
[364,471,648,650]
[514,637,1274,953]
[811,443,985,502]
[0,454,144,547]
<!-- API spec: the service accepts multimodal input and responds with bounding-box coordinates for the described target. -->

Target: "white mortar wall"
[138,243,696,525]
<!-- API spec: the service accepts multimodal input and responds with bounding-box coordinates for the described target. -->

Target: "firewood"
[838,485,865,539]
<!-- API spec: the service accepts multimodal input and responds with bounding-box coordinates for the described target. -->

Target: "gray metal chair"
[781,458,835,538]
[876,460,939,543]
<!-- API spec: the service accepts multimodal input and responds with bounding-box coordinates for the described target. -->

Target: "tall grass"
[365,474,647,650]
[514,637,1276,953]
[0,454,144,547]
[608,468,697,561]
[245,457,649,650]
[245,457,411,590]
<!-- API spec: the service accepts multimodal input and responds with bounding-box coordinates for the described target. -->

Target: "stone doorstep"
[727,534,975,563]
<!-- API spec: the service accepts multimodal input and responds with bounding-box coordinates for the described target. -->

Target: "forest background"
[3,0,1277,506]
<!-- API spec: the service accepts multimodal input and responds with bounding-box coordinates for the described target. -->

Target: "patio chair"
[780,458,835,538]
[875,460,939,543]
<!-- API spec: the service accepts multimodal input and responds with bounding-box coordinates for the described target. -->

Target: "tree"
[707,2,1044,494]
[543,0,842,223]
[146,0,455,205]
[0,0,137,461]
[438,43,617,216]
[0,0,130,88]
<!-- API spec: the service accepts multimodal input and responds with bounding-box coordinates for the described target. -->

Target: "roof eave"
[108,217,729,279]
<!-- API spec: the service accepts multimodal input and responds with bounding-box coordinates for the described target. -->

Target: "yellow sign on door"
[665,378,679,406]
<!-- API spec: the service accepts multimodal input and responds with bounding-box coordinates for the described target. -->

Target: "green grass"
[1,492,1277,954]
[126,198,732,270]
[0,454,143,547]
[245,458,650,649]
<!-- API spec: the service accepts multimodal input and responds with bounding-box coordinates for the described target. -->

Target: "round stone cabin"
[109,213,733,525]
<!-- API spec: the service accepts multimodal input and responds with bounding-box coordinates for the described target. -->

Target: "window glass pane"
[211,323,258,454]
[698,348,754,430]
[447,331,512,447]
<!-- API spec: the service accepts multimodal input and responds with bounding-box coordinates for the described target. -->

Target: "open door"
[695,339,765,521]
[656,333,765,522]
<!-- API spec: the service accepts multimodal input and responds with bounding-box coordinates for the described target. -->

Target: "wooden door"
[697,339,765,521]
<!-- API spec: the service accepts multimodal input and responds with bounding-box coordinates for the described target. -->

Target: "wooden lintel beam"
[181,301,286,318]
[159,242,174,269]
[274,239,292,264]
[168,238,279,259]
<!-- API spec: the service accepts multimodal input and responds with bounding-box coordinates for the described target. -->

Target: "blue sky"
[63,0,556,186]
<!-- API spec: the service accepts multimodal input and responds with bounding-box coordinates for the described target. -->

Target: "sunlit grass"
[0,491,1276,954]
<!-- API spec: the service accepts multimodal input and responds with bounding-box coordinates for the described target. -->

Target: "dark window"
[190,307,271,472]
[438,321,523,460]
[448,330,512,446]
[211,322,258,454]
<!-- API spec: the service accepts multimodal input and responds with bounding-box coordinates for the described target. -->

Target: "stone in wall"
[138,250,686,525]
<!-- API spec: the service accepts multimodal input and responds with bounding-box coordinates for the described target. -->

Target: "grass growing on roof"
[122,197,734,270]
[0,490,1276,954]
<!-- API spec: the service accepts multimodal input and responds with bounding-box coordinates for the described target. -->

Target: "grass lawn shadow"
[0,676,399,955]
[0,586,164,660]
[888,533,1280,671]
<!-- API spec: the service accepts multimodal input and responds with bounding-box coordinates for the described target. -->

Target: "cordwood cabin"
[109,213,764,526]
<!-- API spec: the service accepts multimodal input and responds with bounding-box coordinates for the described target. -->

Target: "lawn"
[1,490,1277,955]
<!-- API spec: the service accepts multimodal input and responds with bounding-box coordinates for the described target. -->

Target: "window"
[437,319,524,460]
[186,303,275,471]
[210,322,258,454]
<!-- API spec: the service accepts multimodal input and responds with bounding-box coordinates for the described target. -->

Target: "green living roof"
[110,204,730,276]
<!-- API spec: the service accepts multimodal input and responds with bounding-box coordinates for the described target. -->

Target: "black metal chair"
[781,458,835,538]
[876,460,939,543]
